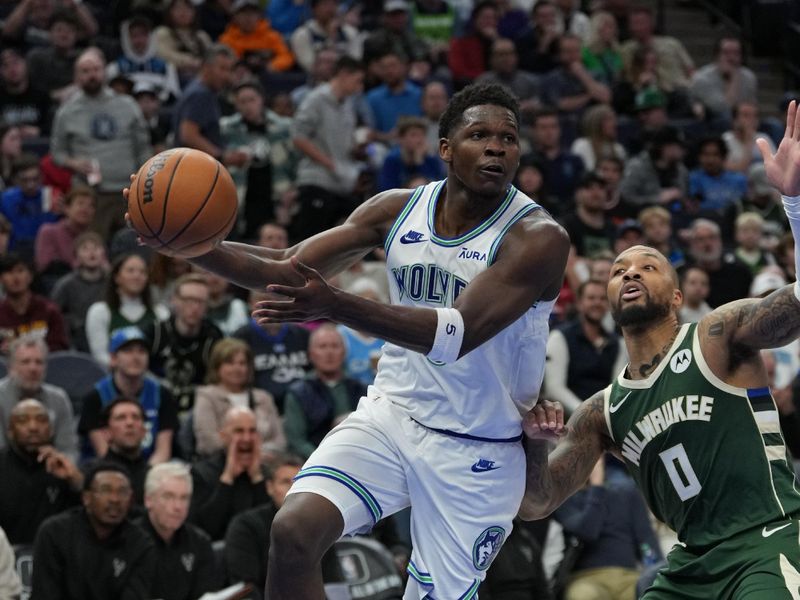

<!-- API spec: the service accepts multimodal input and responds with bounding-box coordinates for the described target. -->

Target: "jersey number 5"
[659,443,702,501]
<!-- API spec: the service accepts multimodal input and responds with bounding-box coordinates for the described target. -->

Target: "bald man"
[0,399,82,544]
[189,407,270,540]
[50,47,151,239]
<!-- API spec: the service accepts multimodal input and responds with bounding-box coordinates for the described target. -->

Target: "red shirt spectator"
[0,254,69,352]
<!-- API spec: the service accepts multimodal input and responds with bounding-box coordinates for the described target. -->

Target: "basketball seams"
[129,149,238,258]
[134,162,157,238]
[154,149,188,238]
[161,161,221,247]
[162,201,237,255]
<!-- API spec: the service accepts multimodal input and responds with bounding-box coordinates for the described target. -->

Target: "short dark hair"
[101,397,145,427]
[0,252,31,275]
[64,185,96,207]
[438,83,520,140]
[333,55,364,75]
[203,43,236,66]
[577,278,607,299]
[127,14,153,32]
[532,0,554,14]
[697,135,728,160]
[83,460,132,492]
[11,153,40,179]
[233,79,265,97]
[266,453,305,479]
[531,107,559,126]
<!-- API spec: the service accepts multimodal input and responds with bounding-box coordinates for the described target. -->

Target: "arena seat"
[334,536,404,600]
[45,351,108,417]
[12,544,33,600]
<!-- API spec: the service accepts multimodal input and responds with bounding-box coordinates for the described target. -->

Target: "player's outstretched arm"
[706,99,800,352]
[519,393,610,520]
[254,212,570,358]
[184,190,408,291]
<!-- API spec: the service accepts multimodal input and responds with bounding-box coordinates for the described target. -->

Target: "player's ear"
[672,287,683,309]
[439,138,452,163]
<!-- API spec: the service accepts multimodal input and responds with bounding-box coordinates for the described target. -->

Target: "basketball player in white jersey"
[127,83,570,598]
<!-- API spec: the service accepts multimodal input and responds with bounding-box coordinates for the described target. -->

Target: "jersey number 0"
[659,443,702,501]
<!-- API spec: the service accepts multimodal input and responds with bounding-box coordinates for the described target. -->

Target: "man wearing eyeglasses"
[143,273,223,416]
[30,461,156,600]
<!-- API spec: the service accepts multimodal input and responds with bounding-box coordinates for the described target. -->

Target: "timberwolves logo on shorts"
[472,526,505,571]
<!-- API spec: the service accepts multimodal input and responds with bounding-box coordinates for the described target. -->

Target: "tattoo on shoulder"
[708,320,724,337]
[569,394,605,436]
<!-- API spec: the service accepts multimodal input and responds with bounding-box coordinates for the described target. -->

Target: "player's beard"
[612,296,671,330]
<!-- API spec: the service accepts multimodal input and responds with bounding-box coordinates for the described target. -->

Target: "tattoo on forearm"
[740,288,800,347]
[526,395,606,512]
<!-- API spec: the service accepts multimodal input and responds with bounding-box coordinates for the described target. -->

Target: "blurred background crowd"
[0,0,798,598]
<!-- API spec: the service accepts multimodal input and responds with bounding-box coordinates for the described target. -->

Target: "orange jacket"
[219,18,295,71]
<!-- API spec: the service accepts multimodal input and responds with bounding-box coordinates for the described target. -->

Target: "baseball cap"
[109,326,147,353]
[634,88,667,112]
[232,0,260,12]
[132,81,160,98]
[748,163,775,197]
[384,0,410,12]
[616,219,643,238]
[750,270,787,297]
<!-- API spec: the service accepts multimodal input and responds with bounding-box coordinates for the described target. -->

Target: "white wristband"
[427,308,464,364]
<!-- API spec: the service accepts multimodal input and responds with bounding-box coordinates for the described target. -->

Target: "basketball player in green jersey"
[521,100,800,599]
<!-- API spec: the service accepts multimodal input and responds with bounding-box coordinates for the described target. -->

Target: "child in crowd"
[734,211,776,275]
[50,232,108,353]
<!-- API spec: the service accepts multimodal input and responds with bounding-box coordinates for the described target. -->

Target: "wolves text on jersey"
[391,263,468,305]
[621,395,715,466]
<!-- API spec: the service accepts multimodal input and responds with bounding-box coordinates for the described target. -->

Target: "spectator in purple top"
[34,186,95,278]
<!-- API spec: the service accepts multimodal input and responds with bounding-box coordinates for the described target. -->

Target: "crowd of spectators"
[0,0,795,598]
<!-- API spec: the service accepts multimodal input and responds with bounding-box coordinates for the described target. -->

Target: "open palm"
[759,100,800,197]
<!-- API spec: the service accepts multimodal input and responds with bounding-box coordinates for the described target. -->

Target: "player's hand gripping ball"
[127,148,238,258]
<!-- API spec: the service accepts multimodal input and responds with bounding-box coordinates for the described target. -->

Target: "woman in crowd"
[154,0,213,85]
[570,104,626,170]
[86,252,168,365]
[193,338,286,457]
[581,11,623,88]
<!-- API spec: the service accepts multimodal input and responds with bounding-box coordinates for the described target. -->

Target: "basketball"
[127,148,238,258]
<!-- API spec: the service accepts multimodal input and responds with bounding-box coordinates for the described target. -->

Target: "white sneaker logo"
[762,523,792,537]
[609,391,632,414]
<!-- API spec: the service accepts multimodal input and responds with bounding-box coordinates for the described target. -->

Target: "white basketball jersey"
[372,180,556,440]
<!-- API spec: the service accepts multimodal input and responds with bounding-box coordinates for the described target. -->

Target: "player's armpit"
[701,285,800,353]
[519,392,609,520]
[454,214,570,357]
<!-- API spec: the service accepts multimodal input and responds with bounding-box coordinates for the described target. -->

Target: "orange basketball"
[127,148,238,258]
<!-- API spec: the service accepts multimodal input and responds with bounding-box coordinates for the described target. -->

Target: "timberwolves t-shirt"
[233,321,311,412]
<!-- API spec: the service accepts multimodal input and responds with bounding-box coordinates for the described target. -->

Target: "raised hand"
[758,100,800,197]
[522,399,566,442]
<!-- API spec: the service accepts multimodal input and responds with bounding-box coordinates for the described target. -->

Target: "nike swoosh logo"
[399,234,426,244]
[762,523,792,537]
[609,391,632,414]
[471,463,501,473]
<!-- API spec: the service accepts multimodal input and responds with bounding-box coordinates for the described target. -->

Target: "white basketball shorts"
[288,393,526,600]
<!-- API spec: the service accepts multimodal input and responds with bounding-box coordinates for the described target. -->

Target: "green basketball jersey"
[605,323,800,548]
